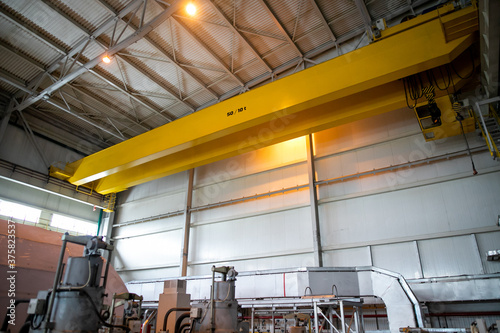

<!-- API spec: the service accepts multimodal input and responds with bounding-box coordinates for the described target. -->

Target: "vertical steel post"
[180,169,194,276]
[0,100,13,146]
[43,238,67,333]
[354,307,360,333]
[329,306,334,333]
[306,134,323,267]
[271,308,275,333]
[313,301,319,333]
[340,301,345,333]
[251,307,255,333]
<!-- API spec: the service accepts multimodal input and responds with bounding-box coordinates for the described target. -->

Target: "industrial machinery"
[157,266,248,333]
[26,234,129,333]
[191,266,248,333]
[108,293,144,333]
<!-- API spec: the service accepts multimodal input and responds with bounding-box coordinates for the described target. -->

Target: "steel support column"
[0,99,13,145]
[180,168,194,276]
[101,211,116,261]
[306,134,323,267]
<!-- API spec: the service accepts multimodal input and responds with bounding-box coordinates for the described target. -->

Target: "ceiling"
[0,0,437,158]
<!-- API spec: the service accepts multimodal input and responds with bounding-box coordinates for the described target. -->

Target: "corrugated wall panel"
[113,215,183,239]
[112,229,182,270]
[476,232,500,274]
[191,189,309,223]
[195,136,307,186]
[119,171,188,204]
[418,235,483,278]
[189,253,314,276]
[188,207,313,264]
[319,171,500,249]
[371,242,422,279]
[313,108,420,158]
[193,163,308,206]
[116,191,186,222]
[322,247,372,267]
[118,267,181,283]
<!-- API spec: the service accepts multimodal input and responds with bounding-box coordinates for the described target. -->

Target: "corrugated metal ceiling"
[0,0,430,153]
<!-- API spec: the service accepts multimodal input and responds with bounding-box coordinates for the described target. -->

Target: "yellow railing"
[474,104,500,159]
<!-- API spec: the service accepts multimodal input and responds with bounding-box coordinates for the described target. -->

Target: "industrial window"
[0,199,41,223]
[50,214,97,235]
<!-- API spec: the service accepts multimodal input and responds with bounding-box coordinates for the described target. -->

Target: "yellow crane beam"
[50,5,478,194]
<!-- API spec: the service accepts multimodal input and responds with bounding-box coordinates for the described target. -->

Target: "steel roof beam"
[0,39,152,133]
[97,1,220,106]
[60,89,146,136]
[172,16,245,87]
[308,0,337,43]
[205,0,273,73]
[0,2,175,123]
[64,86,151,132]
[353,0,373,31]
[114,54,195,112]
[8,0,186,114]
[0,70,125,141]
[25,108,112,151]
[255,0,303,58]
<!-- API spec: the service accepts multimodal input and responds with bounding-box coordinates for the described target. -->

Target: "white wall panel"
[192,163,308,207]
[322,247,372,267]
[475,232,500,274]
[112,229,182,270]
[118,171,188,204]
[191,189,309,223]
[188,253,314,276]
[317,133,496,201]
[371,242,422,279]
[314,108,420,158]
[116,190,186,222]
[195,137,307,187]
[113,215,183,238]
[119,267,180,283]
[189,207,313,264]
[418,235,483,278]
[319,171,500,248]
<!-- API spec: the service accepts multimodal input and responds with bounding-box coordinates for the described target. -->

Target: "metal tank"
[27,234,116,333]
[191,266,248,333]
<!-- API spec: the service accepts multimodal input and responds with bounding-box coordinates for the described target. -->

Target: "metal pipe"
[174,313,191,333]
[329,307,334,333]
[162,307,191,332]
[251,307,255,333]
[474,101,494,155]
[43,239,67,333]
[210,266,216,333]
[271,308,275,333]
[142,309,157,333]
[340,301,345,333]
[313,302,319,333]
[179,322,191,333]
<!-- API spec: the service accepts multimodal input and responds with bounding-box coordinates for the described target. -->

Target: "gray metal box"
[27,298,45,315]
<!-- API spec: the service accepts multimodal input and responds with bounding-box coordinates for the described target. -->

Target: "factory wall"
[111,107,500,283]
[0,123,84,174]
[0,123,100,230]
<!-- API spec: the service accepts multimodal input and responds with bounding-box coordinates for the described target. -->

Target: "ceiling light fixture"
[102,54,111,64]
[186,2,196,16]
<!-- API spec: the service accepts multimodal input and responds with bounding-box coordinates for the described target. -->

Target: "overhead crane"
[50,3,479,195]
